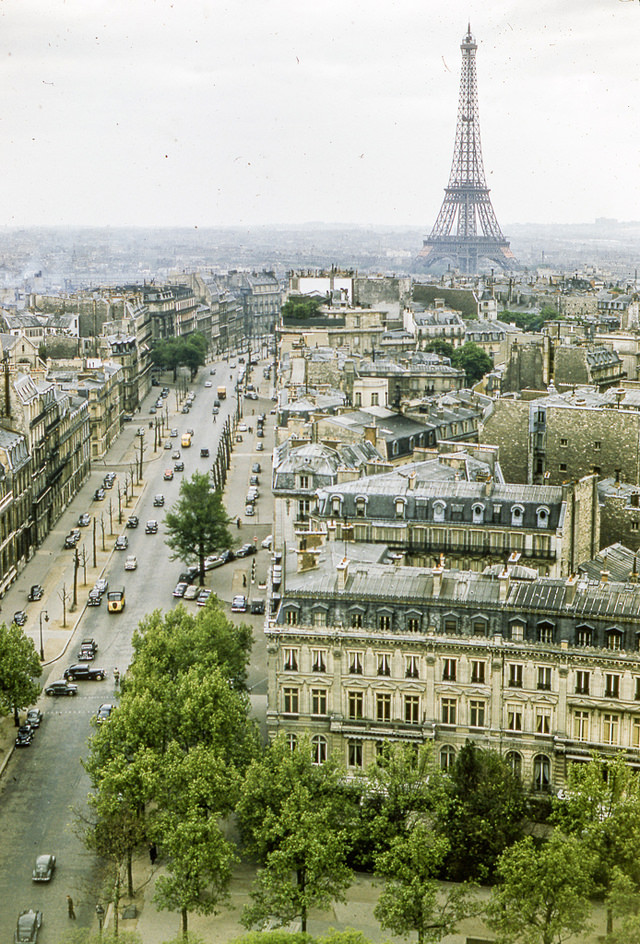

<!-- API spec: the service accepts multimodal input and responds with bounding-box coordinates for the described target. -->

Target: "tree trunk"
[607,906,613,935]
[127,849,134,898]
[114,870,120,939]
[181,907,188,939]
[13,705,19,726]
[298,866,307,933]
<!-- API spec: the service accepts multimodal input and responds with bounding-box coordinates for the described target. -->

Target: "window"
[607,631,623,651]
[510,621,525,642]
[285,610,298,626]
[537,666,552,691]
[507,704,523,731]
[355,497,366,517]
[508,664,523,688]
[405,655,420,679]
[379,614,391,631]
[283,648,298,671]
[633,718,640,749]
[286,733,298,752]
[395,499,405,519]
[377,653,391,677]
[576,626,592,647]
[592,466,601,475]
[283,687,299,714]
[506,751,522,779]
[469,700,486,728]
[299,474,309,489]
[635,677,640,701]
[575,671,590,695]
[444,617,458,634]
[603,714,619,745]
[471,660,486,684]
[351,613,363,628]
[472,503,484,524]
[354,392,362,407]
[537,621,554,644]
[313,610,326,628]
[433,501,446,523]
[441,697,457,725]
[311,689,327,716]
[407,617,420,632]
[348,740,363,767]
[312,649,327,673]
[632,522,639,532]
[511,504,524,526]
[311,735,327,765]
[533,754,550,791]
[573,710,590,742]
[594,441,601,451]
[376,692,392,722]
[405,695,420,724]
[605,673,620,698]
[442,658,457,682]
[332,496,342,515]
[371,392,379,406]
[298,498,311,519]
[440,745,456,771]
[349,651,363,675]
[472,618,488,637]
[536,507,550,529]
[348,691,364,720]
[560,463,567,472]
[535,706,551,735]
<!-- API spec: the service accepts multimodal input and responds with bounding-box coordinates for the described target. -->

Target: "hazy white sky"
[0,0,638,229]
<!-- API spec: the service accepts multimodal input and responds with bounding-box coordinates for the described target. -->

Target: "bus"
[107,589,126,613]
[181,433,192,448]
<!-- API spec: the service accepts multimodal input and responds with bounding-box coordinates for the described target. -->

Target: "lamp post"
[95,903,105,936]
[39,610,49,661]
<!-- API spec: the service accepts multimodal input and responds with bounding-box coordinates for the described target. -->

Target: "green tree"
[485,833,595,944]
[237,735,355,932]
[0,621,42,725]
[164,472,232,584]
[450,342,493,385]
[605,868,640,944]
[440,742,526,883]
[153,811,235,940]
[424,340,455,358]
[374,823,479,944]
[281,296,327,321]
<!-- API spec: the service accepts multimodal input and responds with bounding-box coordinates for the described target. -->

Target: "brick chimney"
[364,425,377,448]
[337,557,349,591]
[432,561,444,597]
[498,565,511,602]
[564,573,578,605]
[297,549,320,572]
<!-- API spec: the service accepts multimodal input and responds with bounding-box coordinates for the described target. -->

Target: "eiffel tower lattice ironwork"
[418,25,517,274]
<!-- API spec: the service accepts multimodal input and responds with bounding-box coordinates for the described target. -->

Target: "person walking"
[67,895,76,919]
[149,842,158,865]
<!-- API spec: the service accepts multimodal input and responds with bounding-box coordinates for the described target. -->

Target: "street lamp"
[95,903,105,935]
[39,610,49,661]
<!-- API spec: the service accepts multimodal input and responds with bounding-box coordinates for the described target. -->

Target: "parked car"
[94,487,106,501]
[261,534,273,550]
[64,529,81,548]
[96,703,113,724]
[78,513,91,527]
[104,472,116,488]
[245,391,258,400]
[145,519,159,534]
[170,428,179,437]
[173,582,188,598]
[26,708,42,728]
[114,535,129,550]
[124,555,137,571]
[164,440,172,449]
[249,475,259,486]
[45,680,78,696]
[15,725,34,747]
[256,427,264,437]
[94,578,108,595]
[14,909,42,943]
[32,854,55,882]
[245,505,255,517]
[179,565,199,584]
[64,664,106,681]
[126,515,139,529]
[238,423,248,432]
[252,462,262,473]
[13,611,27,626]
[204,381,212,388]
[183,584,199,600]
[231,595,247,612]
[197,589,212,606]
[181,405,190,414]
[256,442,264,451]
[153,494,165,507]
[219,549,236,563]
[87,589,102,606]
[204,555,224,571]
[250,599,265,615]
[27,585,44,602]
[212,406,219,415]
[210,368,216,375]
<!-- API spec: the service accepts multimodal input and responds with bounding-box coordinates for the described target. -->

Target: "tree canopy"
[164,472,233,584]
[0,621,42,724]
[151,333,207,380]
[281,295,328,322]
[449,341,493,385]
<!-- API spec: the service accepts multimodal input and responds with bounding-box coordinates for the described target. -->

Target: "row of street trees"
[151,333,207,380]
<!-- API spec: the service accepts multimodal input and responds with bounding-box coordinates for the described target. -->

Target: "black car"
[45,680,78,697]
[26,708,42,728]
[174,461,185,472]
[94,487,105,501]
[219,549,236,564]
[27,585,43,602]
[64,529,81,548]
[81,637,98,653]
[77,646,96,661]
[250,599,265,615]
[14,909,42,943]
[200,447,210,457]
[13,611,27,626]
[179,565,199,584]
[15,725,34,747]
[78,513,91,527]
[126,515,139,529]
[87,589,102,607]
[236,543,257,558]
[64,664,106,681]
[32,853,55,882]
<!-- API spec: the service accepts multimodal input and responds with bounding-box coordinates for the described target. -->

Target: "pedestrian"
[237,517,241,529]
[242,573,247,587]
[149,842,157,865]
[67,895,76,919]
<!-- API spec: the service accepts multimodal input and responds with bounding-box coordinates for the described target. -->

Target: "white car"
[204,381,212,387]
[261,534,273,550]
[124,555,137,571]
[238,423,248,432]
[183,584,200,600]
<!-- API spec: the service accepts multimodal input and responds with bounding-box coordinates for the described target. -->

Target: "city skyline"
[0,0,638,231]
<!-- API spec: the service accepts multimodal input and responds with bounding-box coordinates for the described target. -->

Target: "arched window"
[311,735,327,765]
[537,621,554,644]
[331,495,343,515]
[506,751,522,779]
[533,754,551,792]
[440,745,456,771]
[433,501,446,523]
[536,506,550,529]
[472,503,485,524]
[355,496,367,517]
[511,504,525,527]
[576,624,593,647]
[607,628,624,651]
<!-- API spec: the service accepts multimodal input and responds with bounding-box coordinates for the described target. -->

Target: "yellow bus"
[181,433,192,448]
[107,588,126,613]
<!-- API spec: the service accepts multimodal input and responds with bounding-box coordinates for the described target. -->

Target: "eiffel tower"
[418,25,517,274]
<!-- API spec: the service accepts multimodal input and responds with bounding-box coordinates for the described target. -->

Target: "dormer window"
[511,504,525,527]
[536,506,550,529]
[472,503,485,524]
[331,495,343,515]
[395,498,406,519]
[355,496,367,518]
[433,501,446,523]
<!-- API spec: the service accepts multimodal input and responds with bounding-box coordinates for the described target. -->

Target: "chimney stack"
[498,565,511,602]
[337,557,349,591]
[432,560,444,597]
[565,573,578,605]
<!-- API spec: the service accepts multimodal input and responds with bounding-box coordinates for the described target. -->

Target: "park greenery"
[425,339,493,384]
[151,333,208,379]
[164,471,233,584]
[281,295,328,322]
[0,620,42,725]
[80,604,640,944]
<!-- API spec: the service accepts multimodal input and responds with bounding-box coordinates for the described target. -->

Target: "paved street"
[0,355,273,944]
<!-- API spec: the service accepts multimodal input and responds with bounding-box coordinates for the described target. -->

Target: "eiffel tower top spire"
[418,25,517,274]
